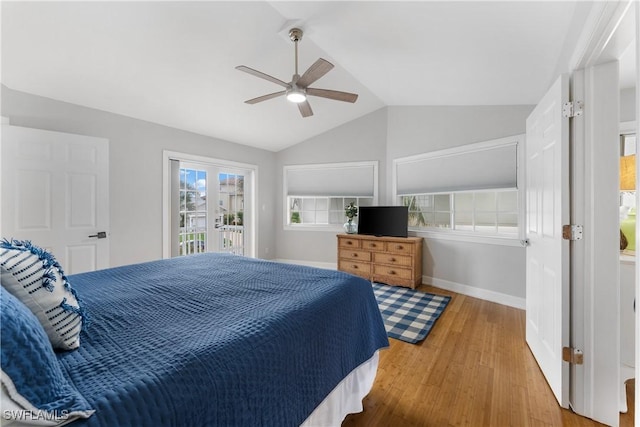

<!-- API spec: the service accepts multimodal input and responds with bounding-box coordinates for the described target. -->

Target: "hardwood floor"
[343,285,634,427]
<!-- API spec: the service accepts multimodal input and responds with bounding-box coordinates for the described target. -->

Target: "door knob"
[88,231,107,239]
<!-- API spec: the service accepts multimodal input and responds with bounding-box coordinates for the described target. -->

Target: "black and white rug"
[372,282,451,344]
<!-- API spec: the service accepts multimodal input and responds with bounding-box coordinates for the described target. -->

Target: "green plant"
[345,202,358,220]
[290,212,301,224]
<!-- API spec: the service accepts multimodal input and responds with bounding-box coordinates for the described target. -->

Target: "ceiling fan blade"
[297,58,334,88]
[306,88,358,103]
[236,65,289,88]
[244,91,286,104]
[298,100,313,118]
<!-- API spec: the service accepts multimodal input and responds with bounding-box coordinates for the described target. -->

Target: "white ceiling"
[1,1,628,152]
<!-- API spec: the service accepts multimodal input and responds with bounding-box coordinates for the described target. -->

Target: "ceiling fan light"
[286,90,306,103]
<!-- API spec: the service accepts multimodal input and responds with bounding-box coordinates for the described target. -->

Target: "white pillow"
[0,239,85,351]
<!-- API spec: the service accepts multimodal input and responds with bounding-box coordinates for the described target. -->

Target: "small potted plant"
[344,202,358,234]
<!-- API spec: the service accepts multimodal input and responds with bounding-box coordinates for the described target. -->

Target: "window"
[284,161,378,230]
[400,189,519,235]
[288,196,374,226]
[393,135,524,244]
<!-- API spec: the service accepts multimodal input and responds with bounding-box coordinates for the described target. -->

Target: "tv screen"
[357,206,409,238]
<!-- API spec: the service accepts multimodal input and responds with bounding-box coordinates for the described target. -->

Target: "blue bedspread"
[58,253,389,426]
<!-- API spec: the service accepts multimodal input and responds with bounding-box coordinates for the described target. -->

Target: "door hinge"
[562,347,584,365]
[562,101,583,118]
[562,224,583,241]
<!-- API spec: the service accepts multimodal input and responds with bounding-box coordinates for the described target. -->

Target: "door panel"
[1,124,109,274]
[525,74,570,407]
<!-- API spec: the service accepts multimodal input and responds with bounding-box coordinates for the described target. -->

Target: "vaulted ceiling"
[2,1,628,152]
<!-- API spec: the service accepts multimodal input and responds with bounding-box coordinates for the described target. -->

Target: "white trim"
[274,258,337,271]
[571,0,635,70]
[620,120,636,134]
[634,4,639,425]
[274,258,525,310]
[424,275,525,310]
[162,150,258,259]
[284,224,344,233]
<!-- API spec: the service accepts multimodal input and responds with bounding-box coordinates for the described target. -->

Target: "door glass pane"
[179,167,207,256]
[218,172,245,255]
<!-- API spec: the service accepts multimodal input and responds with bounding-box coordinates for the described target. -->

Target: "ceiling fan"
[236,28,358,118]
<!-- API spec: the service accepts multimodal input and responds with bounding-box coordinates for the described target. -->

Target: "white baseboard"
[424,275,525,310]
[275,258,337,271]
[274,259,525,310]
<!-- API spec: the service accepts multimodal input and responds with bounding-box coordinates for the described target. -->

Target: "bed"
[1,252,389,426]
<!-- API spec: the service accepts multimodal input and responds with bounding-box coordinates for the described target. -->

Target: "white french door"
[1,124,110,274]
[177,163,248,256]
[525,74,570,407]
[163,151,255,259]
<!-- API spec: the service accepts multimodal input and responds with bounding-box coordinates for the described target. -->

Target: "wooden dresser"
[337,234,423,288]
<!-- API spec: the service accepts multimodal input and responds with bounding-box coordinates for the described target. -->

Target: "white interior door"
[525,74,570,407]
[1,124,109,274]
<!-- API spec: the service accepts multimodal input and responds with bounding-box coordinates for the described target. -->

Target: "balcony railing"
[217,225,244,255]
[179,225,244,256]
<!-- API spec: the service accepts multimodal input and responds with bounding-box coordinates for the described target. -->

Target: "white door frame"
[567,1,636,425]
[162,151,258,259]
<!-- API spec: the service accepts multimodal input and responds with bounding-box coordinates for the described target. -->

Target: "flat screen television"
[357,206,409,238]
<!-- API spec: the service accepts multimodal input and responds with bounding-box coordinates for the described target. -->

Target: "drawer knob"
[353,265,358,269]
[353,253,358,257]
[347,241,352,245]
[371,243,377,247]
[390,257,396,262]
[388,270,396,275]
[397,245,404,250]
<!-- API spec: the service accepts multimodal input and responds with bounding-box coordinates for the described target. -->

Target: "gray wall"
[276,108,388,264]
[386,106,533,299]
[276,105,534,300]
[1,86,277,267]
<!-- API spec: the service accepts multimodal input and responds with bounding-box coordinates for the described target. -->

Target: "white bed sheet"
[301,350,380,427]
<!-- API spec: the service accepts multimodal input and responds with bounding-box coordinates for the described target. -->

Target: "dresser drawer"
[386,241,414,255]
[361,239,385,251]
[339,237,361,249]
[339,260,371,277]
[373,265,413,281]
[373,252,412,267]
[340,249,372,262]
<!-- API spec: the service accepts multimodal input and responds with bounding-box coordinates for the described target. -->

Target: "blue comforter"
[58,253,389,426]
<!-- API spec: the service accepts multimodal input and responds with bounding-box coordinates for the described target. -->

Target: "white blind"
[286,162,377,197]
[396,139,519,195]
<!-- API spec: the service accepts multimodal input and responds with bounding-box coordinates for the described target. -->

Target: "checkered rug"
[372,282,451,344]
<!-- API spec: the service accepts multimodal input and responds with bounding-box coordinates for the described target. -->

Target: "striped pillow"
[0,239,86,351]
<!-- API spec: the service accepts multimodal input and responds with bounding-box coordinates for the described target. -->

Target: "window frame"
[392,135,525,247]
[283,161,378,232]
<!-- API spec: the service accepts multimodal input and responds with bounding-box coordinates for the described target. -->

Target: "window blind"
[286,162,377,197]
[395,139,519,195]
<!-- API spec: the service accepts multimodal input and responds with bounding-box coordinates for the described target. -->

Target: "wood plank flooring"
[343,284,634,427]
